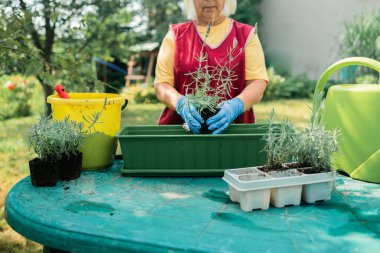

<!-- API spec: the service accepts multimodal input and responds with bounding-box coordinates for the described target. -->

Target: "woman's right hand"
[176,96,204,134]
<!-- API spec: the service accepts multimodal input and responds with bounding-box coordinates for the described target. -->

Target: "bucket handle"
[312,57,380,123]
[121,99,128,110]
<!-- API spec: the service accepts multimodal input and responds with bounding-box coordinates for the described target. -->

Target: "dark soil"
[297,167,330,174]
[259,164,284,173]
[200,108,220,134]
[58,151,82,181]
[29,158,58,187]
[283,162,309,169]
[283,162,330,174]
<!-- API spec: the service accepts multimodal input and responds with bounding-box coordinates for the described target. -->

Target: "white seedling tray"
[223,167,334,211]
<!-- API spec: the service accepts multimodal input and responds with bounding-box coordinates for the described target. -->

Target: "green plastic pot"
[312,57,380,183]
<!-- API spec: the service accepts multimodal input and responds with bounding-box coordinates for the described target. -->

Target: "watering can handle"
[312,57,380,121]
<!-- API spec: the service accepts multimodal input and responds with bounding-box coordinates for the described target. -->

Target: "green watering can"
[312,57,380,183]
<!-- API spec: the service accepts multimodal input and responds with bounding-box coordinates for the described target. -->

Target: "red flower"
[5,81,17,90]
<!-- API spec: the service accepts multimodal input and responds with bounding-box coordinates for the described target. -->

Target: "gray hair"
[183,0,237,20]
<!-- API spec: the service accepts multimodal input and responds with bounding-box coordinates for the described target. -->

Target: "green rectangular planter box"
[116,124,270,176]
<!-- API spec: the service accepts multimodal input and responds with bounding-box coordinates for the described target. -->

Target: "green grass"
[0,99,312,252]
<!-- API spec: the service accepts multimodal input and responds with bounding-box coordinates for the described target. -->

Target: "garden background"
[1,0,379,252]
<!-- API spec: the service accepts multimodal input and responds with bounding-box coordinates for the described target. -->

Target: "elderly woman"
[154,0,268,134]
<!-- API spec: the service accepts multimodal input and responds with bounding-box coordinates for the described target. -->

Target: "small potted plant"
[29,115,84,186]
[181,23,258,133]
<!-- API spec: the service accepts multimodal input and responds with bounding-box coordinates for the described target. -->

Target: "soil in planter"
[283,162,308,169]
[283,163,330,174]
[259,164,284,173]
[200,108,220,134]
[58,151,83,181]
[29,158,59,187]
[297,167,330,174]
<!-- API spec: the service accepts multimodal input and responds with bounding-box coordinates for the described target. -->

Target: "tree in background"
[138,0,185,44]
[0,0,135,114]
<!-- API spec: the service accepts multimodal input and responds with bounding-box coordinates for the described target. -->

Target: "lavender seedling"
[263,110,298,170]
[182,21,258,114]
[295,122,339,172]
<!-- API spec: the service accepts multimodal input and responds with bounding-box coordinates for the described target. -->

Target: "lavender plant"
[29,99,107,161]
[295,122,339,171]
[263,110,339,172]
[183,21,258,114]
[29,115,84,161]
[263,110,297,170]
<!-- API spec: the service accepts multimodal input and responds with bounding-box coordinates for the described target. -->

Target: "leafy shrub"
[232,0,262,26]
[262,67,285,101]
[123,85,160,104]
[135,89,160,104]
[338,10,380,76]
[339,10,380,60]
[264,68,315,101]
[281,75,315,99]
[355,74,379,84]
[0,75,37,120]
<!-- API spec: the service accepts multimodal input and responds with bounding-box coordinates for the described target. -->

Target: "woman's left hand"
[206,98,245,134]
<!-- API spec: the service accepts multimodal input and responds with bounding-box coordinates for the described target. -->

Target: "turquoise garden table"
[5,160,380,253]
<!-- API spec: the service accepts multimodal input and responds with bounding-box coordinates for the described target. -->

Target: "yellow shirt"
[154,18,268,86]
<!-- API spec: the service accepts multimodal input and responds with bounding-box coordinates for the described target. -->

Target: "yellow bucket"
[47,93,128,170]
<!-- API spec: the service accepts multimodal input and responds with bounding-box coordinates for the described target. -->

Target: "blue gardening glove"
[176,96,204,134]
[206,97,244,134]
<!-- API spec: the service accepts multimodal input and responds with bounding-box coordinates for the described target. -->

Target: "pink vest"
[159,19,255,125]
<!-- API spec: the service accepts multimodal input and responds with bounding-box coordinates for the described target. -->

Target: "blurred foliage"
[355,74,379,84]
[96,57,128,93]
[135,90,160,104]
[139,0,185,45]
[0,75,39,120]
[264,67,286,101]
[232,0,262,27]
[338,10,380,78]
[123,85,160,104]
[137,0,263,44]
[264,67,316,101]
